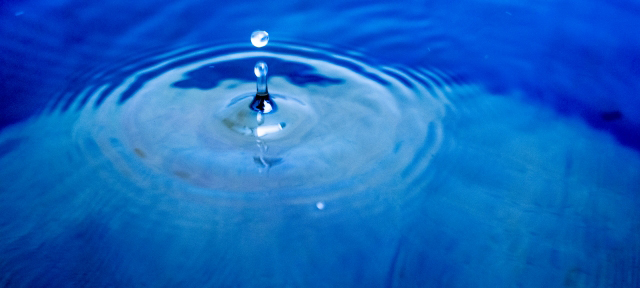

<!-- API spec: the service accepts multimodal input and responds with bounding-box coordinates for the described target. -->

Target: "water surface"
[1,0,639,287]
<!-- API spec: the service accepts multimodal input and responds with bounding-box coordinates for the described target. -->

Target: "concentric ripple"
[2,40,640,287]
[66,43,456,197]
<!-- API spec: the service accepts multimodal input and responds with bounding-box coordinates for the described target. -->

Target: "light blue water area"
[1,0,640,287]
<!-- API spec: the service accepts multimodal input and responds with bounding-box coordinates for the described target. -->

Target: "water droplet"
[251,30,269,48]
[316,202,325,210]
[254,61,268,77]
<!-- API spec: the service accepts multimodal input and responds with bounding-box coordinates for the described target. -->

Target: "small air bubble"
[251,30,269,48]
[316,202,325,210]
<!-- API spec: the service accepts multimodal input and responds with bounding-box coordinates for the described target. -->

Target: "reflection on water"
[172,58,343,91]
[1,0,640,286]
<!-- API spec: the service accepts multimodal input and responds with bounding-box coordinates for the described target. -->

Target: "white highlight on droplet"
[316,202,325,210]
[251,30,269,48]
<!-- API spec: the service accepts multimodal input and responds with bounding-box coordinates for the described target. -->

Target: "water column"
[249,31,282,172]
[250,61,277,114]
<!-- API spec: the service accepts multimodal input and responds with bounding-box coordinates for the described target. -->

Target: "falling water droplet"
[251,30,269,48]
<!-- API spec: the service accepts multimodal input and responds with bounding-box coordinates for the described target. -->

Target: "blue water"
[1,0,640,287]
